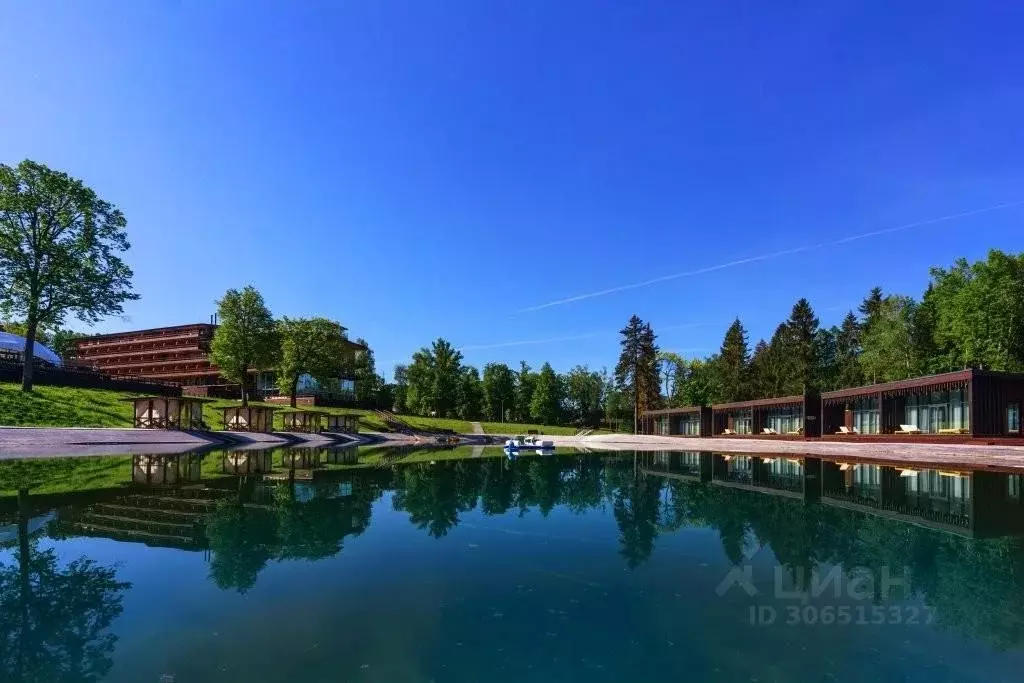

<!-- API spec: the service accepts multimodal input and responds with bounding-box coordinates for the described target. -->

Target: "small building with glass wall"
[711,392,822,437]
[639,406,712,436]
[821,369,1024,437]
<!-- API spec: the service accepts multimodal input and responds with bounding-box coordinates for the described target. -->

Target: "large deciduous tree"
[210,286,280,406]
[615,315,660,432]
[927,250,1024,372]
[514,361,537,423]
[482,362,516,422]
[530,362,563,425]
[657,351,685,400]
[275,317,349,407]
[351,337,381,407]
[456,366,483,420]
[0,160,138,391]
[564,364,604,425]
[405,338,464,417]
[859,295,919,382]
[392,364,409,413]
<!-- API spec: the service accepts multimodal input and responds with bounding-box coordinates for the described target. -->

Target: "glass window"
[853,397,879,434]
[904,389,969,433]
[1009,403,1021,434]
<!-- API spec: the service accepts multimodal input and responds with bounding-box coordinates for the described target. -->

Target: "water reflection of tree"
[605,465,663,568]
[205,472,383,592]
[391,462,481,538]
[0,490,130,682]
[207,453,1024,651]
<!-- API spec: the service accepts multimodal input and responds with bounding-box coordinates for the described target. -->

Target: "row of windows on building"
[657,392,1021,436]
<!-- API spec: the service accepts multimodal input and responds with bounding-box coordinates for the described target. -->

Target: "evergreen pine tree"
[718,318,750,402]
[615,315,661,431]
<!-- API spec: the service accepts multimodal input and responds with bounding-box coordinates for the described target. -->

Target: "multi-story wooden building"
[68,323,365,401]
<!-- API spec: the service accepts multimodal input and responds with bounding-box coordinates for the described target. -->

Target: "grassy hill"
[0,383,603,435]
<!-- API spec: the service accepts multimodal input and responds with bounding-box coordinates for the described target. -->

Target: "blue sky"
[2,2,1022,379]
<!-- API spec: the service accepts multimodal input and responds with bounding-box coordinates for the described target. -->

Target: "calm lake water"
[3,447,1024,682]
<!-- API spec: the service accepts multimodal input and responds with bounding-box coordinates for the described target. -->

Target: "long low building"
[820,369,1023,438]
[641,369,1024,440]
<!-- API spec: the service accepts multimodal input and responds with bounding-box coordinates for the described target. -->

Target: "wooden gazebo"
[221,405,276,432]
[130,452,205,485]
[125,396,211,430]
[280,409,328,433]
[325,413,360,433]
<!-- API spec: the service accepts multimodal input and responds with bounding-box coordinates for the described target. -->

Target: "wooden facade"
[640,406,712,436]
[280,410,328,433]
[325,414,360,433]
[125,396,210,430]
[221,406,276,432]
[821,369,1024,437]
[712,392,821,437]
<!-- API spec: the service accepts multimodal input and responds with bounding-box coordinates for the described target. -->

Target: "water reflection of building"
[56,487,232,550]
[222,449,274,475]
[324,447,359,465]
[638,450,1024,539]
[131,453,205,486]
[820,460,1024,537]
[637,451,712,482]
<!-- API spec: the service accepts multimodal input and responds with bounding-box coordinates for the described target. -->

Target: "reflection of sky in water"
[2,452,1024,682]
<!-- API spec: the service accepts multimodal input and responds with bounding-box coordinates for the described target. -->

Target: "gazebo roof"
[121,395,215,402]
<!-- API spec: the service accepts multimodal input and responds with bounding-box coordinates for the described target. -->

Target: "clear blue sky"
[2,2,1022,379]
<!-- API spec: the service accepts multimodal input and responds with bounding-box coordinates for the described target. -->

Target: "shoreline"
[3,427,1024,469]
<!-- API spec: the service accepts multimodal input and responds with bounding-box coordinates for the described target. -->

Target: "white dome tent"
[0,331,63,366]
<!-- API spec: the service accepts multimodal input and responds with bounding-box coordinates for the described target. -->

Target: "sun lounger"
[836,426,861,435]
[762,428,777,435]
[721,428,736,436]
[938,427,969,435]
[786,428,804,436]
[896,424,922,434]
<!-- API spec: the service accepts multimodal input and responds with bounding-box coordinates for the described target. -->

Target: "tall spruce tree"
[718,318,750,402]
[615,315,660,432]
[834,311,864,388]
[783,298,820,394]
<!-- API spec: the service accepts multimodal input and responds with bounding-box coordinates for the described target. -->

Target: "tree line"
[391,249,1023,428]
[392,338,614,426]
[663,248,1024,407]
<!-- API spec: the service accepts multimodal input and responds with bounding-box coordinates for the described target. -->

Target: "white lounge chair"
[896,424,922,434]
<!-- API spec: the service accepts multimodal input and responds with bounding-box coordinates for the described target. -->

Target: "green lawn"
[0,383,606,436]
[0,383,140,427]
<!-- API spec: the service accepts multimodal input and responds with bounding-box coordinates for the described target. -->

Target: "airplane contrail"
[519,200,1024,312]
[458,322,714,352]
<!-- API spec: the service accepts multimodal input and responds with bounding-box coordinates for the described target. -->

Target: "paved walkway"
[470,422,484,435]
[549,434,1024,470]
